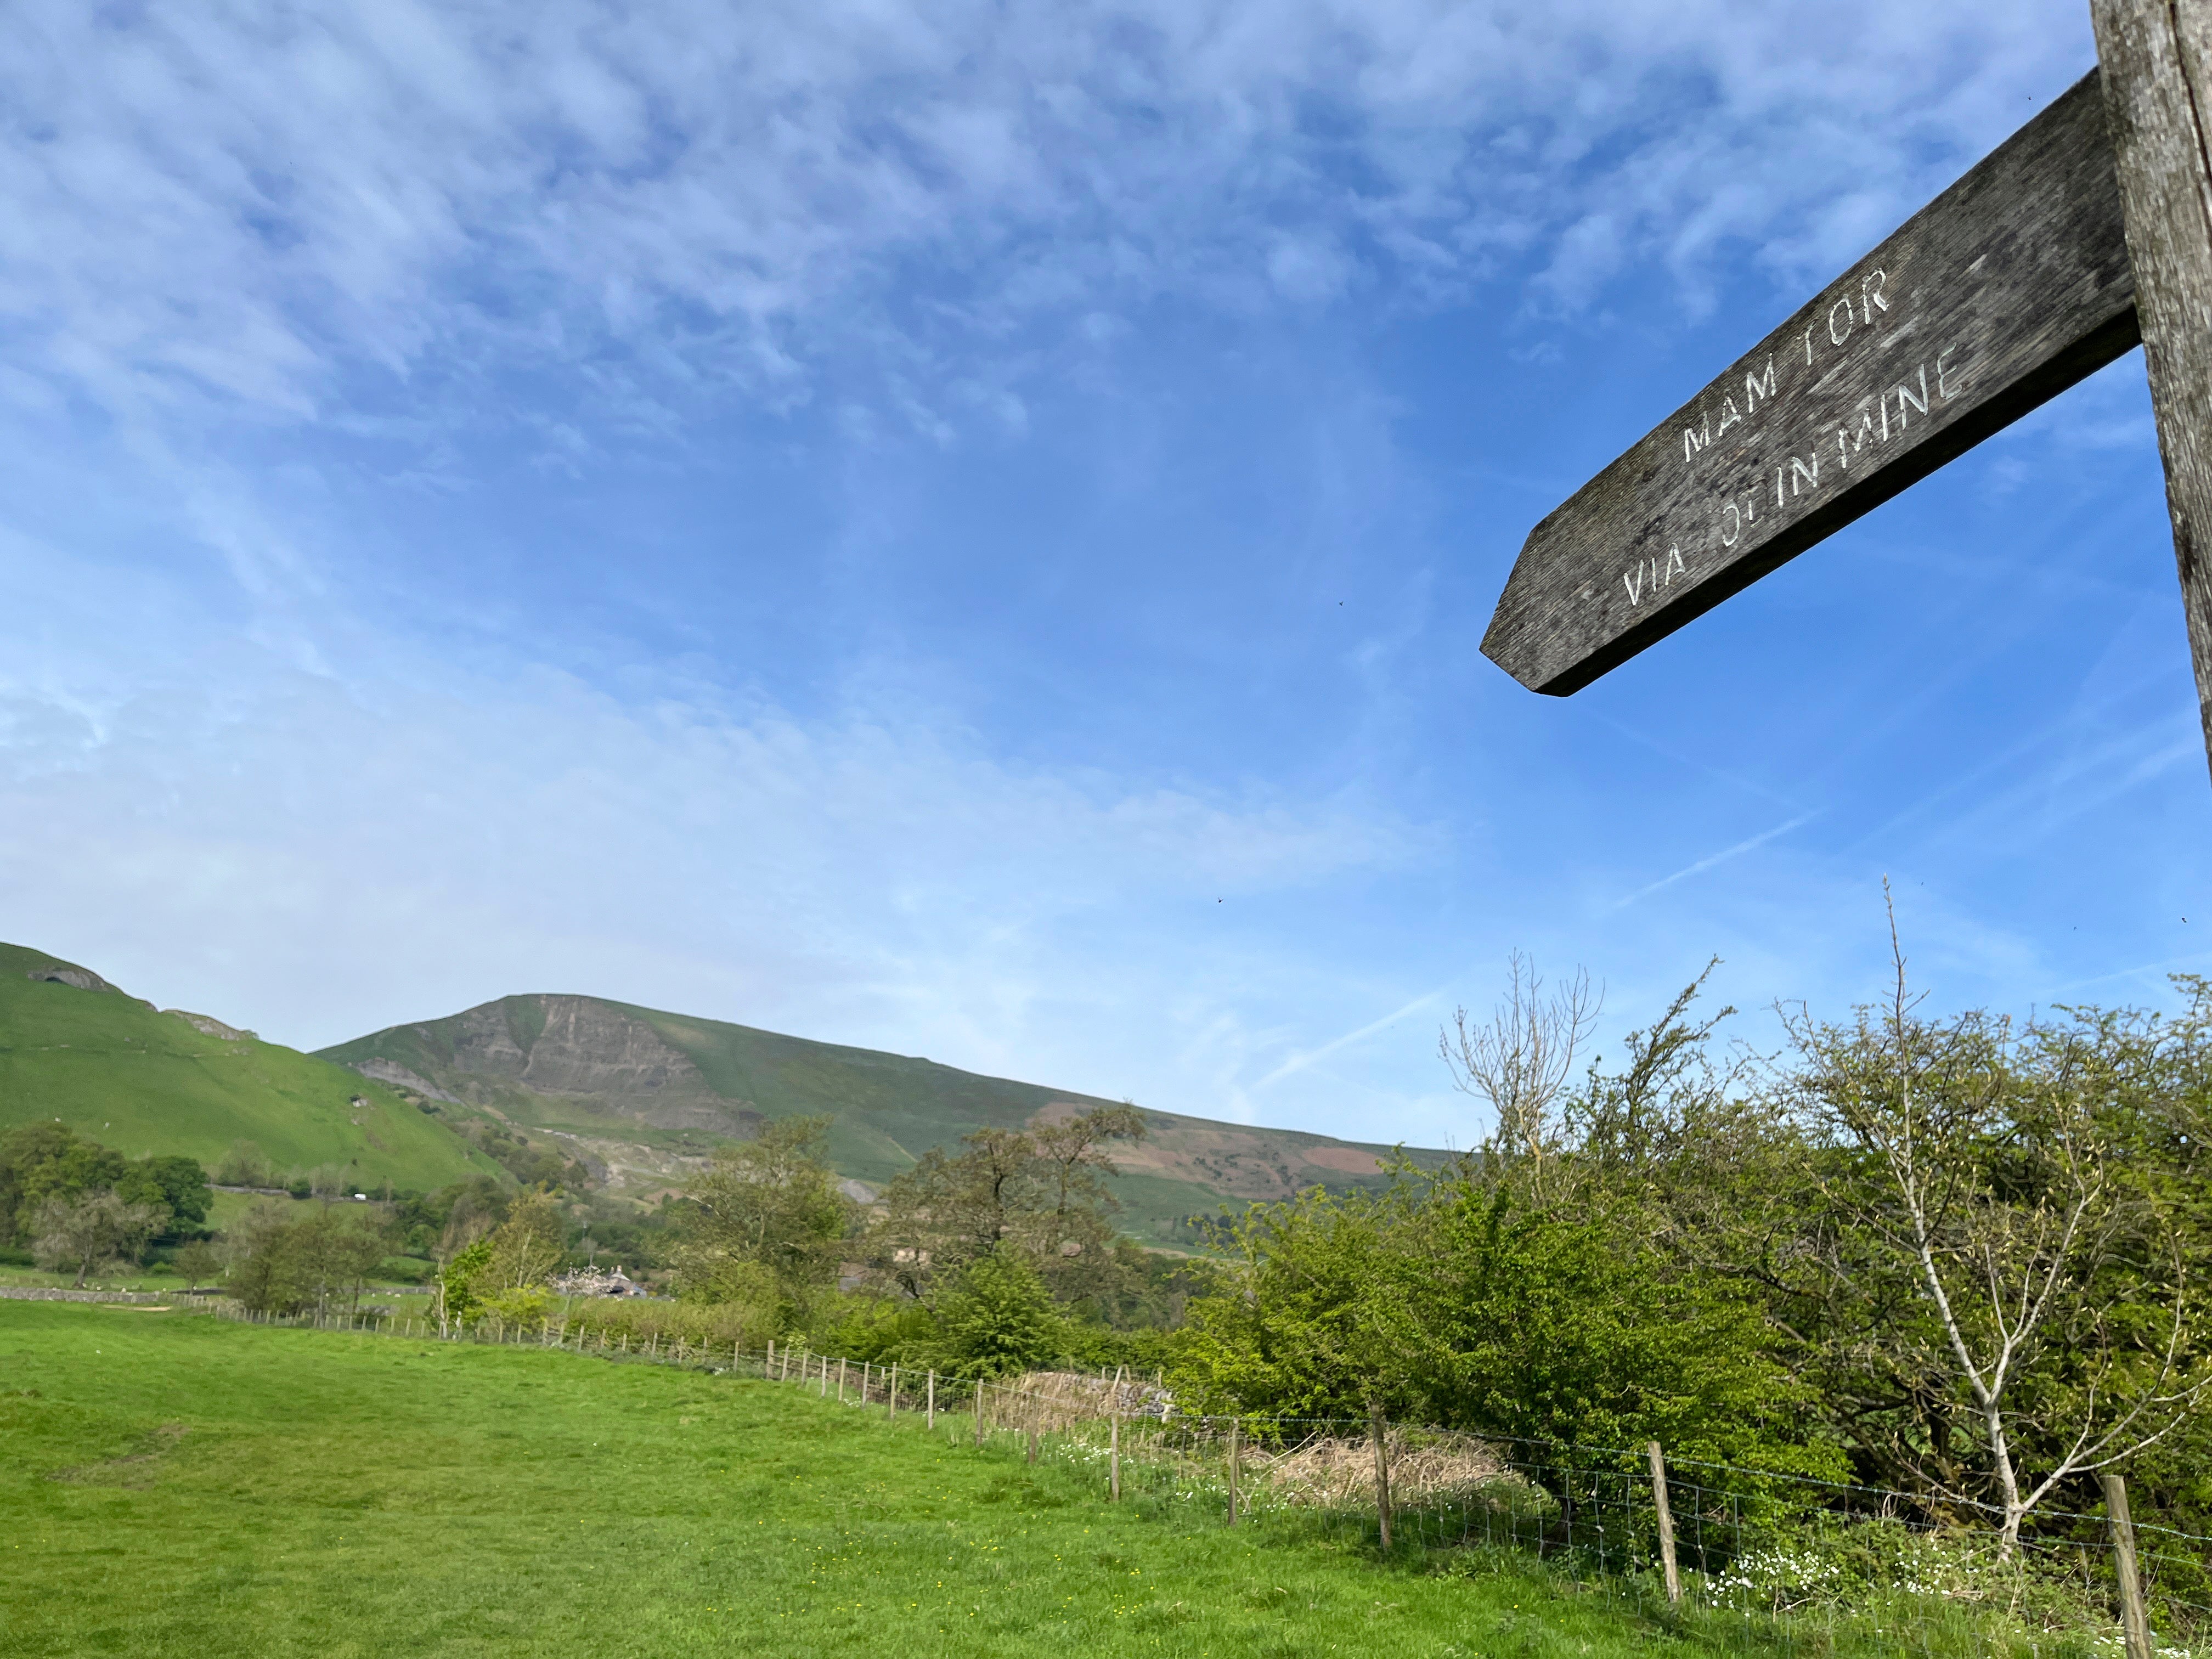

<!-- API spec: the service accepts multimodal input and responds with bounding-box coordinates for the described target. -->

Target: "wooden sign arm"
[1482,74,2138,698]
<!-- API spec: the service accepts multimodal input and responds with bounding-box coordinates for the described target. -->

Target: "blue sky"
[3,0,2203,1150]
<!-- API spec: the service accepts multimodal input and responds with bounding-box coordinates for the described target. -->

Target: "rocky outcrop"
[349,1058,458,1102]
[515,997,701,1101]
[365,995,761,1135]
[27,964,113,993]
[167,1011,253,1042]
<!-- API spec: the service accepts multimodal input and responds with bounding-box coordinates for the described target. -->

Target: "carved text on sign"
[1483,72,2138,696]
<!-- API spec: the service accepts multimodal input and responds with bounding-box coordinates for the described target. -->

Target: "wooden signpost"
[1484,1,2212,777]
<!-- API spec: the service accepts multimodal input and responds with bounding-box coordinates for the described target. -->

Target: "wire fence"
[1068,1406,2211,1659]
[176,1299,2209,1659]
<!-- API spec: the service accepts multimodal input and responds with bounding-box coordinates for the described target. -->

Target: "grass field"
[0,1301,1663,1658]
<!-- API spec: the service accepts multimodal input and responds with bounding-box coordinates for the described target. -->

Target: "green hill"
[0,940,1448,1240]
[0,944,498,1192]
[317,993,1447,1243]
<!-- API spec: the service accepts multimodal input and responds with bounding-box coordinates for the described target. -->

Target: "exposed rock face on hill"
[320,991,1444,1240]
[351,1058,456,1102]
[465,997,716,1116]
[26,962,116,994]
[324,995,761,1137]
[167,1011,252,1041]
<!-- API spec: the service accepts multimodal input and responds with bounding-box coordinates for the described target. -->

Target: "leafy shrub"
[482,1286,557,1326]
[925,1247,1068,1379]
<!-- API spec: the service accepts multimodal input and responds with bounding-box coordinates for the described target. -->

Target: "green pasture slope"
[0,944,497,1192]
[6,1302,1635,1659]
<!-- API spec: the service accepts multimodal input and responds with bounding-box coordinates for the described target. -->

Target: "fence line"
[127,1296,2212,1659]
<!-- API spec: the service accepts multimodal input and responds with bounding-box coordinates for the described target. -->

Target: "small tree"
[33,1191,167,1286]
[1785,896,2207,1551]
[119,1155,213,1235]
[868,1107,1146,1303]
[213,1141,272,1187]
[1028,1106,1147,1303]
[287,1209,388,1315]
[928,1246,1067,1379]
[483,1189,566,1292]
[1441,952,1599,1189]
[228,1203,306,1312]
[674,1119,845,1322]
[436,1238,494,1333]
[173,1239,223,1287]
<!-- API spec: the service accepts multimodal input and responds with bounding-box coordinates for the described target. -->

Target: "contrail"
[1607,810,1821,912]
[1252,981,1453,1092]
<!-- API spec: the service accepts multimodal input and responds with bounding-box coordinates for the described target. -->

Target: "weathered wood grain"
[1483,72,2140,696]
[2091,0,2212,780]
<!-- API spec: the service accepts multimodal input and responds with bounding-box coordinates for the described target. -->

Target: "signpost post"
[1483,2,2212,779]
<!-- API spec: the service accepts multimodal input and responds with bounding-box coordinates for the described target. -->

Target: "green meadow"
[0,944,496,1193]
[0,1301,1682,1658]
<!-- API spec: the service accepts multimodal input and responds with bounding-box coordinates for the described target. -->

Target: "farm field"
[2,1302,1647,1658]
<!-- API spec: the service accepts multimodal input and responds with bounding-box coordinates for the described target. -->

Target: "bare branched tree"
[1441,952,1600,1185]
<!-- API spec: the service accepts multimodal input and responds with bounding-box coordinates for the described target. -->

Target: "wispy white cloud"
[0,573,1426,1094]
[1,0,2090,443]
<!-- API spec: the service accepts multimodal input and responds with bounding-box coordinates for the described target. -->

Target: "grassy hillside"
[319,993,1449,1240]
[0,1302,1623,1658]
[0,944,498,1192]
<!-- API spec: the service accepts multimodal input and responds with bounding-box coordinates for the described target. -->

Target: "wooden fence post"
[1110,1408,1122,1502]
[819,1353,828,1398]
[1369,1401,1393,1553]
[889,1363,899,1421]
[1110,1364,1124,1502]
[975,1380,986,1448]
[2091,0,2212,781]
[1647,1441,1681,1607]
[928,1370,936,1430]
[1227,1417,1242,1526]
[2103,1471,2155,1659]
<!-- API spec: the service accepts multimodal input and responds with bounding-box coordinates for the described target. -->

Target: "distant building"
[551,1265,648,1298]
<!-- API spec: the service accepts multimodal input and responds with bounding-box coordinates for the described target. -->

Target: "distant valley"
[1,943,1448,1244]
